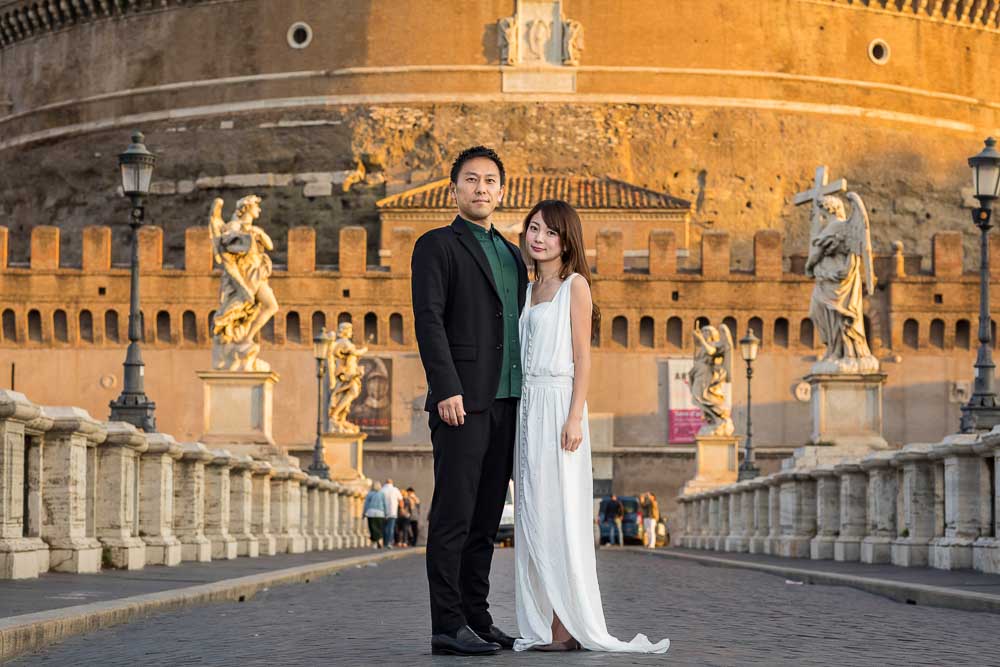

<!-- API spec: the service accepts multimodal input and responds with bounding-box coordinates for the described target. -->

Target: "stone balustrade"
[0,389,371,580]
[676,428,1000,575]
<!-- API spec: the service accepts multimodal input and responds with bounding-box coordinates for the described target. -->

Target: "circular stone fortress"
[2,0,1000,507]
[1,0,998,266]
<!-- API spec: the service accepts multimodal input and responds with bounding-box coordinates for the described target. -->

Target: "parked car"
[496,480,514,545]
[597,495,645,545]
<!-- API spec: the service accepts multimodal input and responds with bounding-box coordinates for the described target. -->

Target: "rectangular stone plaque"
[502,70,575,93]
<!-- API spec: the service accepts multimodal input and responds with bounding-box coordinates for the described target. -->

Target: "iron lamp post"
[308,333,331,479]
[960,137,1000,433]
[737,328,760,481]
[109,131,157,431]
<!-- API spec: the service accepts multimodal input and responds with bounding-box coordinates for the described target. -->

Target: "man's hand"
[437,394,466,427]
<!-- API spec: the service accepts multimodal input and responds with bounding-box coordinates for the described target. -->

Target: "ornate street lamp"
[960,137,1000,433]
[737,328,760,481]
[109,131,157,431]
[308,332,331,479]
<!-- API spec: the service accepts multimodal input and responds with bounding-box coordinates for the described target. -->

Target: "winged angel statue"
[689,323,735,436]
[208,195,279,372]
[804,192,879,374]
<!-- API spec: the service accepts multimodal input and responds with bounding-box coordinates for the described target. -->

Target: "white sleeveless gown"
[513,274,670,654]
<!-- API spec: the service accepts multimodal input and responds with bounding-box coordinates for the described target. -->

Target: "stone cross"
[794,165,847,237]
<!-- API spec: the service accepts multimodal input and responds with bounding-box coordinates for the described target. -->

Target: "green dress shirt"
[464,218,522,399]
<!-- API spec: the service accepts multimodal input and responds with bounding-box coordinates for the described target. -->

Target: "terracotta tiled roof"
[377,176,690,211]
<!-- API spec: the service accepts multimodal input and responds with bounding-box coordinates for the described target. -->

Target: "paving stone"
[9,548,1000,666]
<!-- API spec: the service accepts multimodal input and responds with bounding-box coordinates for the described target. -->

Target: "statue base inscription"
[197,370,281,459]
[682,433,739,495]
[288,432,367,481]
[786,371,889,470]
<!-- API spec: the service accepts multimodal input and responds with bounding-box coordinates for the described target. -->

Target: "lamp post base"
[959,402,1000,433]
[737,462,760,481]
[109,394,156,432]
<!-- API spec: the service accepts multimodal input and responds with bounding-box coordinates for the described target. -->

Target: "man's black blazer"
[411,216,529,413]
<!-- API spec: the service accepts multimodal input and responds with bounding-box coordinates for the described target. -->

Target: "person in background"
[363,481,387,549]
[641,492,660,549]
[601,494,624,547]
[397,486,413,547]
[408,487,422,546]
[381,478,403,549]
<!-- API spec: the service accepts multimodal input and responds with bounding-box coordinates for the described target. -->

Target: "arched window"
[930,319,945,349]
[139,310,146,342]
[79,310,94,343]
[2,309,16,342]
[105,310,120,343]
[955,319,971,350]
[773,317,789,348]
[338,312,352,326]
[312,311,326,338]
[390,313,404,344]
[863,316,873,347]
[666,316,683,349]
[286,311,301,343]
[207,310,216,340]
[156,311,171,343]
[612,316,628,347]
[799,318,814,348]
[992,319,997,350]
[639,316,654,348]
[261,318,275,343]
[364,312,378,344]
[748,316,763,345]
[695,315,710,329]
[53,310,68,343]
[183,310,198,343]
[591,325,601,348]
[903,318,919,350]
[722,316,737,336]
[27,310,41,342]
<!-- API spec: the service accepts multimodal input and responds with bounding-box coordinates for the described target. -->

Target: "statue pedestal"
[682,433,739,495]
[196,370,281,459]
[787,372,889,470]
[289,432,367,481]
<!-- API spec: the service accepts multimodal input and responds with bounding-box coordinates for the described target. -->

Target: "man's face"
[451,157,504,222]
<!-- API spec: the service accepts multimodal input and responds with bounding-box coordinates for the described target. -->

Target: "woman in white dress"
[513,199,670,654]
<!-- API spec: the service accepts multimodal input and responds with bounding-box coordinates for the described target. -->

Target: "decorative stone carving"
[323,322,368,435]
[498,16,518,65]
[689,324,734,436]
[561,19,583,65]
[209,195,279,372]
[804,190,878,374]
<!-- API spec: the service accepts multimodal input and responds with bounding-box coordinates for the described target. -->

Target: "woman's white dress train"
[513,274,670,654]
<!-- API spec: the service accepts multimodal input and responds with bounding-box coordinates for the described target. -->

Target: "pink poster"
[667,359,701,444]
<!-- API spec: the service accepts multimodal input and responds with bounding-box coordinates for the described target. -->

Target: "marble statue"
[325,322,368,434]
[208,195,279,372]
[689,324,735,436]
[498,16,518,65]
[804,192,879,374]
[562,19,584,66]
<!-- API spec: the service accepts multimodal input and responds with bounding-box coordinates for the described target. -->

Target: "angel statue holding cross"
[803,190,879,374]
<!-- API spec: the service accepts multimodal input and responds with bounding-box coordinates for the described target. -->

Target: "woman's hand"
[561,416,584,452]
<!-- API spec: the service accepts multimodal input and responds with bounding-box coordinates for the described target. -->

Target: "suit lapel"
[451,217,501,302]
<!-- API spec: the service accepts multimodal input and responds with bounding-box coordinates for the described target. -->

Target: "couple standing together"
[411,146,670,656]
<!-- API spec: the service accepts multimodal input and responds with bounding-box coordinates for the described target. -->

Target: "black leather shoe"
[472,625,517,650]
[431,625,502,656]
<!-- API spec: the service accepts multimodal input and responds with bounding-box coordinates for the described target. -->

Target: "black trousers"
[426,398,516,635]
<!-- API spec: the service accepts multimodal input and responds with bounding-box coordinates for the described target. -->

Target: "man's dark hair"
[407,487,415,493]
[450,145,506,186]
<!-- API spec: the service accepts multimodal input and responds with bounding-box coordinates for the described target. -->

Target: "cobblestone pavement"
[0,548,372,617]
[11,547,1000,666]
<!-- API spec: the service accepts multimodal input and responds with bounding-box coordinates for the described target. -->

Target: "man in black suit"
[411,146,528,656]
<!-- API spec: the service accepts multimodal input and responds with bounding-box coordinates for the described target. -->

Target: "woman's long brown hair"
[519,199,601,333]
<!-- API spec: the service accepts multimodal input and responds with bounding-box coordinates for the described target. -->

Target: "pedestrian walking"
[407,487,422,546]
[381,478,403,549]
[363,482,387,549]
[641,492,660,548]
[397,487,413,547]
